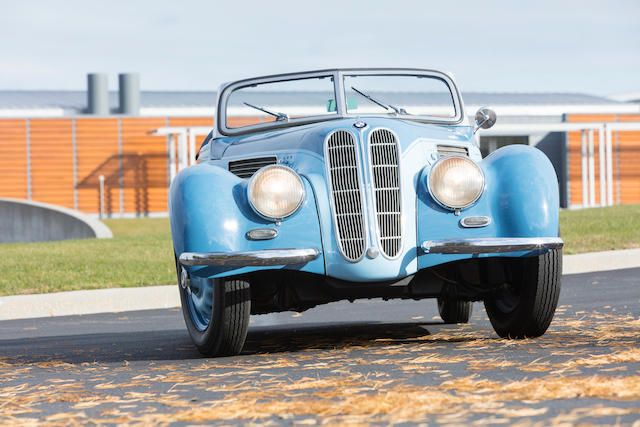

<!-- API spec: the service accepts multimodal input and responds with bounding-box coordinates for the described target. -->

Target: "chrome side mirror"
[474,107,497,134]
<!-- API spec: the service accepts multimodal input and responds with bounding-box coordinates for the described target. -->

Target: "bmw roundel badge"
[353,121,367,129]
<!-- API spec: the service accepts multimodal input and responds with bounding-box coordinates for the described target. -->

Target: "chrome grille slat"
[369,129,402,258]
[326,130,366,262]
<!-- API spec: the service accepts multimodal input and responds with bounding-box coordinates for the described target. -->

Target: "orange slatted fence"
[76,118,120,214]
[617,115,640,204]
[30,119,75,208]
[0,119,28,199]
[566,114,616,206]
[0,116,214,216]
[1,114,639,215]
[567,114,640,206]
[120,118,168,215]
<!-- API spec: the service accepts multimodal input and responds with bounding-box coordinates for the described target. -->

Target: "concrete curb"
[0,286,179,321]
[0,197,112,243]
[562,248,640,275]
[1,248,639,321]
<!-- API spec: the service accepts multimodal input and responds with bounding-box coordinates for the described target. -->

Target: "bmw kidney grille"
[326,128,402,262]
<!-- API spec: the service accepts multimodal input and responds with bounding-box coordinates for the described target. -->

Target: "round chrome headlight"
[428,156,484,210]
[248,165,305,219]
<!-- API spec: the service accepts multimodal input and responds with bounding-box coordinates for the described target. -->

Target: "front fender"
[417,144,560,268]
[169,163,325,278]
[483,144,559,238]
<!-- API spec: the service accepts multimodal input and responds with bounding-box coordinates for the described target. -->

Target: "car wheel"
[176,257,250,356]
[484,249,562,339]
[437,298,473,323]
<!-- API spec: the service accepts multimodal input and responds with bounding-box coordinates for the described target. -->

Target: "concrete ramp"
[0,198,112,243]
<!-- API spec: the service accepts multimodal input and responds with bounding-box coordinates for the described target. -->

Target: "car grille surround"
[368,128,402,258]
[325,130,366,262]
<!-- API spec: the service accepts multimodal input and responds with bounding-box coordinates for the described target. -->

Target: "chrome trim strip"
[421,237,563,254]
[179,248,320,267]
[355,124,377,254]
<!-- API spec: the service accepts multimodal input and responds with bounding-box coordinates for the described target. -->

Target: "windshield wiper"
[243,102,289,121]
[350,86,407,115]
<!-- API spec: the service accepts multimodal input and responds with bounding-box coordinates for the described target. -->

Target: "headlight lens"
[428,156,484,209]
[248,165,305,219]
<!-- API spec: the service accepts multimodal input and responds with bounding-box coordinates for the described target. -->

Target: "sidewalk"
[1,248,639,321]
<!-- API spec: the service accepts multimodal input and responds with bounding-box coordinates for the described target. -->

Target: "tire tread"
[484,249,562,339]
[438,298,473,324]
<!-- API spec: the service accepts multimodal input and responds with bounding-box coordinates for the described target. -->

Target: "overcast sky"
[1,0,638,95]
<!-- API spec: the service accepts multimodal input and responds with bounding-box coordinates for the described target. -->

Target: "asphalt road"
[1,269,639,425]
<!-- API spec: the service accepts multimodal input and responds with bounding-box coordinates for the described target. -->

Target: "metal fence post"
[598,126,606,206]
[99,174,105,219]
[588,130,596,207]
[26,119,31,200]
[580,130,587,207]
[188,128,196,165]
[604,123,613,206]
[72,118,78,210]
[118,118,124,215]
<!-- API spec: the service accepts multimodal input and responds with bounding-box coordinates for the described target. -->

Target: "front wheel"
[484,249,562,339]
[437,298,473,323]
[176,259,250,356]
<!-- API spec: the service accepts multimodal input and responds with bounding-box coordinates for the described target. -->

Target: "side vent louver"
[228,156,277,178]
[437,145,468,157]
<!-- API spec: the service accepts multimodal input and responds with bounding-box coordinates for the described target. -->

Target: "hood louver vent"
[437,145,468,157]
[228,156,277,178]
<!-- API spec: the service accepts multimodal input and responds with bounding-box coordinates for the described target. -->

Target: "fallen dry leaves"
[0,308,638,425]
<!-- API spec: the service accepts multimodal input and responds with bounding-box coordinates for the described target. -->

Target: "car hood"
[215,117,474,160]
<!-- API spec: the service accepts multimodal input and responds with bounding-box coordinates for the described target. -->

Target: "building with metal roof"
[1,90,637,119]
[1,75,639,216]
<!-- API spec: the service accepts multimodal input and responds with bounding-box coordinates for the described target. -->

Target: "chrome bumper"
[179,248,320,267]
[421,237,563,254]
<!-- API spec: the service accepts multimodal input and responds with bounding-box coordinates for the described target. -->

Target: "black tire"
[437,298,473,323]
[484,249,562,339]
[176,259,250,356]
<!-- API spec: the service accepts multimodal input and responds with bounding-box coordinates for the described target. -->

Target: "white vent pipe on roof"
[119,73,140,115]
[87,73,109,115]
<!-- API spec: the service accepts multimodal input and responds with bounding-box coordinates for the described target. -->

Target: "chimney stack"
[87,73,109,115]
[118,73,140,115]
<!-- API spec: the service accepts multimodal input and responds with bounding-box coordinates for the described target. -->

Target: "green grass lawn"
[0,218,174,296]
[559,204,640,254]
[0,205,638,296]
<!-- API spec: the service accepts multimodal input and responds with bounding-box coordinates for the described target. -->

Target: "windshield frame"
[216,68,464,137]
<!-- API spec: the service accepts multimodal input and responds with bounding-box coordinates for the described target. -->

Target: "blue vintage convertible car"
[170,68,563,356]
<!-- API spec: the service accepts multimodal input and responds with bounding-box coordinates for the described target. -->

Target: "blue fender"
[483,144,559,238]
[169,163,325,279]
[417,144,560,269]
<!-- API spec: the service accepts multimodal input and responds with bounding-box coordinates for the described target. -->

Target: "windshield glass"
[220,70,461,134]
[225,75,337,129]
[343,74,456,118]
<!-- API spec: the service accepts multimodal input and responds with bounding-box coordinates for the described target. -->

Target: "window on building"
[479,136,529,158]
